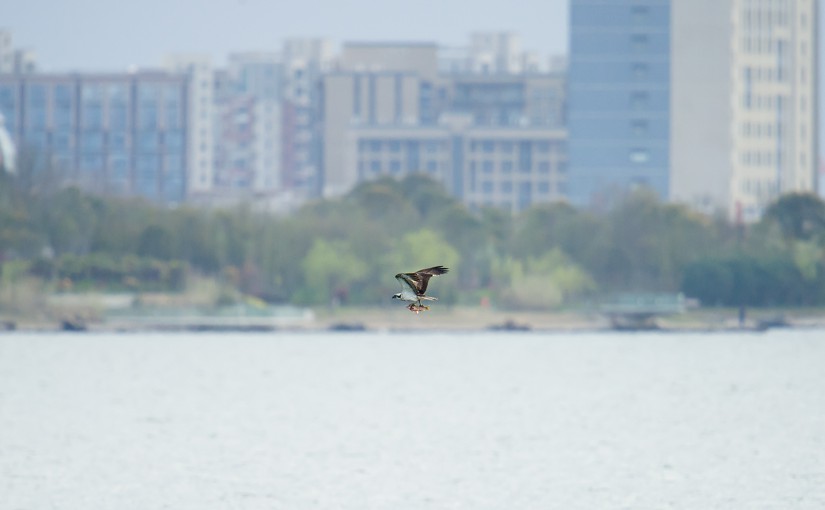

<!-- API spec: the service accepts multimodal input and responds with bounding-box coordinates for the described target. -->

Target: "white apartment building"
[217,52,283,194]
[671,0,818,221]
[441,33,554,75]
[163,54,215,196]
[469,32,525,74]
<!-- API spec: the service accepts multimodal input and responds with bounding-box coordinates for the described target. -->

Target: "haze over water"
[1,330,824,508]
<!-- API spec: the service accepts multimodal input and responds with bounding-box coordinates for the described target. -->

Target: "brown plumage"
[392,265,449,307]
[395,265,449,295]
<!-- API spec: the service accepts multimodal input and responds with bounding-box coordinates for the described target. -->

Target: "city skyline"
[4,0,569,71]
[2,1,823,214]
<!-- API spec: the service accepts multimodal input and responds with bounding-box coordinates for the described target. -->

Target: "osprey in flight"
[392,265,449,313]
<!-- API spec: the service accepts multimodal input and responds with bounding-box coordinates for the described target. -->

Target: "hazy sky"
[5,0,569,71]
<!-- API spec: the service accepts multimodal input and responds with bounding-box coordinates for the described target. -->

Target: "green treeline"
[2,165,825,308]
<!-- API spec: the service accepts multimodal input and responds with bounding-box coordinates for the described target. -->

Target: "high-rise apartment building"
[209,43,331,201]
[671,0,818,221]
[568,0,817,219]
[322,69,427,196]
[281,38,333,197]
[440,32,559,76]
[567,0,672,208]
[213,52,282,194]
[0,72,188,202]
[321,43,438,197]
[3,32,568,212]
[444,73,566,128]
[163,55,215,197]
[321,40,568,210]
[214,94,282,192]
[468,32,525,74]
[352,117,567,213]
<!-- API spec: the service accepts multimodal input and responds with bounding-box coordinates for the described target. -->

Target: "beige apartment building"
[321,40,567,211]
[459,125,568,211]
[322,69,427,197]
[671,0,818,221]
[352,117,567,213]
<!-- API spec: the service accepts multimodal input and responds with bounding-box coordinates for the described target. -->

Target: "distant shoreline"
[3,306,824,334]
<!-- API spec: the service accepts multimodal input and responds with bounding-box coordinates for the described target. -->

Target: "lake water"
[1,330,824,509]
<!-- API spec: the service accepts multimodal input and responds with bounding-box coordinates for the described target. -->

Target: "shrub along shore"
[4,165,825,316]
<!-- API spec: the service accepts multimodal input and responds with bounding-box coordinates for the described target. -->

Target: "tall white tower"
[671,0,818,221]
[163,55,216,196]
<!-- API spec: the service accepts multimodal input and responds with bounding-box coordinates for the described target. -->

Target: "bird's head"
[391,293,401,299]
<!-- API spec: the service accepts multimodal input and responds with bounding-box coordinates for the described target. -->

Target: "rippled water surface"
[2,330,824,509]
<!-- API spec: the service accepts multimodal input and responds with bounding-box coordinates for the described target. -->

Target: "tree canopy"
[3,160,825,309]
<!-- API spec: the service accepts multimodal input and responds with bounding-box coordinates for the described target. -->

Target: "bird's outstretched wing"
[395,273,418,296]
[397,265,449,295]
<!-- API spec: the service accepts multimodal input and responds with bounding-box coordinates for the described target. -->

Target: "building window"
[501,161,513,173]
[631,119,649,135]
[53,132,72,151]
[483,160,494,173]
[631,34,649,51]
[631,5,649,22]
[630,92,649,109]
[519,141,532,172]
[406,141,420,171]
[630,149,649,163]
[631,63,649,79]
